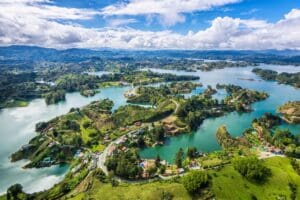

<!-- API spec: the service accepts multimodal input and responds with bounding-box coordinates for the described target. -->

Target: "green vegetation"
[126,82,201,105]
[216,125,249,150]
[69,179,190,200]
[105,149,143,179]
[3,156,299,200]
[112,104,174,127]
[211,157,300,200]
[182,171,208,194]
[252,112,282,128]
[44,90,66,105]
[253,68,300,88]
[174,148,184,168]
[141,59,255,72]
[277,101,300,124]
[0,69,199,109]
[187,147,198,159]
[11,99,115,168]
[232,156,271,182]
[217,84,269,112]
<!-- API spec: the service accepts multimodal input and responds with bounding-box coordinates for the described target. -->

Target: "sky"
[0,0,299,50]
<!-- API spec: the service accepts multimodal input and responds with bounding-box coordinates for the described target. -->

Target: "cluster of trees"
[150,125,165,142]
[182,171,208,194]
[253,68,300,88]
[105,149,143,179]
[233,156,271,182]
[126,82,200,106]
[252,113,282,129]
[0,72,45,108]
[122,70,199,86]
[44,90,66,105]
[216,126,242,149]
[219,84,269,111]
[6,184,33,200]
[55,74,102,92]
[177,95,219,130]
[290,158,300,175]
[174,146,199,167]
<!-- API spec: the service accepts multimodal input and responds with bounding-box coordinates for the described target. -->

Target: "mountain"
[0,45,300,65]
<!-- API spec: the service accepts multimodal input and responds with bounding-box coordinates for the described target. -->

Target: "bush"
[233,156,271,182]
[182,171,208,194]
[7,184,23,200]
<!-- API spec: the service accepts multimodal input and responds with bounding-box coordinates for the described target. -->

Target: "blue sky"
[50,0,299,32]
[0,0,299,49]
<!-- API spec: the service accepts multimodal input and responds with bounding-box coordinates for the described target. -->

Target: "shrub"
[182,171,208,194]
[233,156,271,182]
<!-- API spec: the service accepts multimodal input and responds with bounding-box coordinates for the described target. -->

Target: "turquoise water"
[0,64,299,193]
[139,65,300,163]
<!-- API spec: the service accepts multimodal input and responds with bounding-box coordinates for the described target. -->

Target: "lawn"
[210,156,300,200]
[69,179,191,200]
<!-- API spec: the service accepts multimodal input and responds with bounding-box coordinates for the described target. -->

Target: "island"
[277,101,300,124]
[252,68,300,88]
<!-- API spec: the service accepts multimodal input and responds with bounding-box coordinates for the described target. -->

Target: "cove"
[139,65,300,163]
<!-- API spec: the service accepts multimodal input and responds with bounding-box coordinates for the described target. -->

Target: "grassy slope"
[210,157,300,200]
[70,180,190,200]
[1,157,298,200]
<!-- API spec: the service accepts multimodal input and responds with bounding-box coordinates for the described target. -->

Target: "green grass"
[0,195,6,200]
[69,179,191,200]
[210,156,300,200]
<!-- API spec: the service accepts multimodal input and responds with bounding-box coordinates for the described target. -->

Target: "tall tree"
[174,148,184,168]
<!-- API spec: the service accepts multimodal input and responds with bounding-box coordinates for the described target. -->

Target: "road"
[171,99,179,113]
[97,130,138,175]
[97,99,179,178]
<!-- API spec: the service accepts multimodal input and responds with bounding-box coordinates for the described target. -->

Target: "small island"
[277,101,300,124]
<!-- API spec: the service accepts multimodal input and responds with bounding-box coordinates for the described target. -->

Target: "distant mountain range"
[0,45,300,65]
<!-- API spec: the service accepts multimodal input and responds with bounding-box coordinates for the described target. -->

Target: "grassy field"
[69,180,191,200]
[210,156,300,200]
[1,156,298,200]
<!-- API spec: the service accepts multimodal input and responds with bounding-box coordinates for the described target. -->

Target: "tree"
[187,147,198,159]
[233,156,271,182]
[155,154,161,167]
[7,184,23,200]
[182,171,208,194]
[161,191,174,200]
[153,126,165,141]
[174,148,184,168]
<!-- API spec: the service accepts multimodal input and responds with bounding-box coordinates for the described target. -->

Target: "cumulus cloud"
[101,0,241,26]
[0,0,300,50]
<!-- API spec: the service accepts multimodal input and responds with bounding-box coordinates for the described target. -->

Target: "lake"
[139,65,300,162]
[0,64,299,193]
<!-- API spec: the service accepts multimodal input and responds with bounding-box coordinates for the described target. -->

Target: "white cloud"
[108,18,137,27]
[0,0,300,50]
[101,0,241,26]
[284,8,300,20]
[0,0,99,20]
